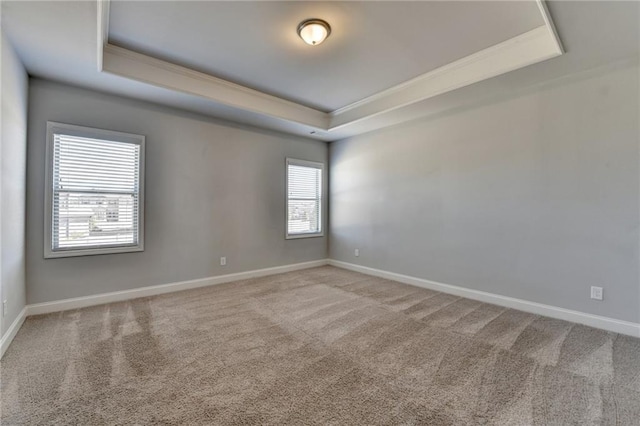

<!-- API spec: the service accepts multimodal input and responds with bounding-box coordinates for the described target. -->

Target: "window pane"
[54,192,137,248]
[287,160,322,237]
[54,134,139,193]
[288,199,320,234]
[50,127,143,254]
[287,165,321,199]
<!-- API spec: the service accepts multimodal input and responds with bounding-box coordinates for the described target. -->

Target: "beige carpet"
[1,266,639,425]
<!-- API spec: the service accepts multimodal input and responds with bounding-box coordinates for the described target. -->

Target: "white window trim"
[285,157,324,240]
[44,122,145,258]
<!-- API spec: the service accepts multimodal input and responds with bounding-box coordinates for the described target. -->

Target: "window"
[286,158,323,239]
[45,122,145,258]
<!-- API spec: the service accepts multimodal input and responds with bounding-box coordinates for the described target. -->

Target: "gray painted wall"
[1,30,28,335]
[329,61,640,324]
[26,79,328,304]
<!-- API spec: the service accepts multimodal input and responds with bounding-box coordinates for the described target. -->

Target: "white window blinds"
[46,122,145,257]
[286,158,323,238]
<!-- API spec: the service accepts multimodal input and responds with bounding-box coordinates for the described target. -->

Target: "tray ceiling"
[15,1,634,141]
[108,1,544,112]
[99,0,562,136]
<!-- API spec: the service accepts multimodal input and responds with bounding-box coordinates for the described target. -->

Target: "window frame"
[285,157,324,240]
[44,122,145,258]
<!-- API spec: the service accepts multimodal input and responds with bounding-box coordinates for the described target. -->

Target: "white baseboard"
[27,259,329,317]
[1,259,328,357]
[4,257,636,359]
[1,307,27,358]
[328,260,640,338]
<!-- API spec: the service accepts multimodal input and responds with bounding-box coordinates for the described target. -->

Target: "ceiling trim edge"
[536,0,564,55]
[97,0,109,71]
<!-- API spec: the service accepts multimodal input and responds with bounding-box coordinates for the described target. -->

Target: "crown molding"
[536,0,564,56]
[96,0,110,71]
[328,24,562,131]
[102,44,329,129]
[98,0,563,137]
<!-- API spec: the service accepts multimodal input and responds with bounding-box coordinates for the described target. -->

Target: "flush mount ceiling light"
[297,19,331,46]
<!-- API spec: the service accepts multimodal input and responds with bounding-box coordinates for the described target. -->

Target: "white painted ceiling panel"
[108,1,543,111]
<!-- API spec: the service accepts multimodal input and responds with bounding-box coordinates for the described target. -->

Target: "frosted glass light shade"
[297,19,331,46]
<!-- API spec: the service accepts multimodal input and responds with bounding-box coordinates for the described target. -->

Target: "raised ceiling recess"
[98,1,562,137]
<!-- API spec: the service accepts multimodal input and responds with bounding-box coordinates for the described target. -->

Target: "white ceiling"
[108,1,543,111]
[1,1,638,142]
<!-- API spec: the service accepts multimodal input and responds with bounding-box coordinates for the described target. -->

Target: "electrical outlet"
[354,249,360,257]
[220,257,227,266]
[590,286,603,301]
[2,300,7,317]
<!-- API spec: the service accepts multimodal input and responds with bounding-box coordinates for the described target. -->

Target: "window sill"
[44,245,144,259]
[285,233,325,240]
